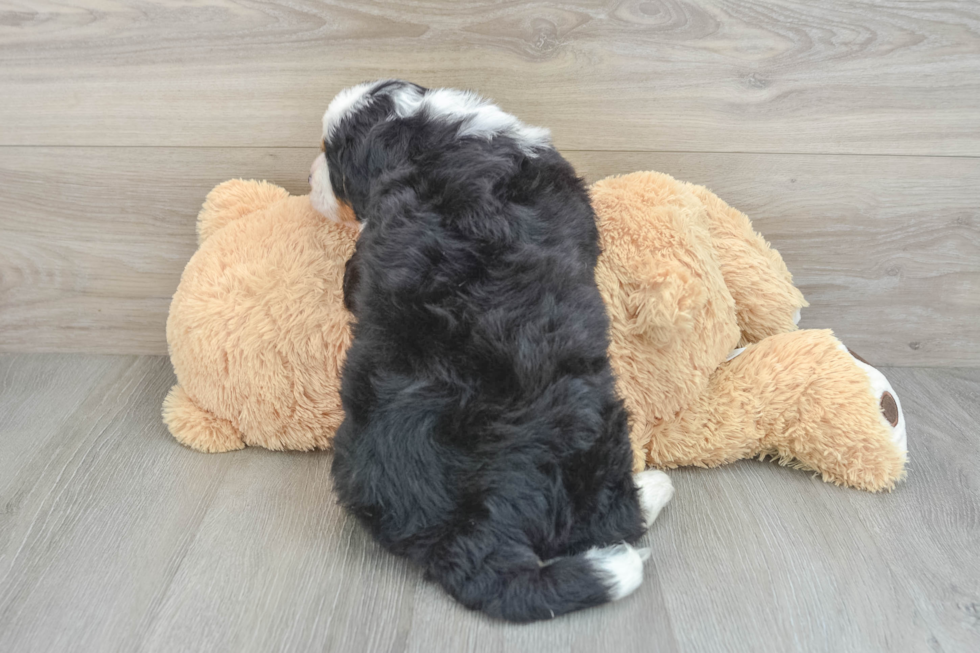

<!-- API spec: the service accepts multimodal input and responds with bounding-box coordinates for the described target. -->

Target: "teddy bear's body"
[592,173,905,489]
[164,172,907,491]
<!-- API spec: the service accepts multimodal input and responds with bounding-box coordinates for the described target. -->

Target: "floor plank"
[655,463,934,652]
[838,367,980,653]
[136,451,424,653]
[0,353,130,493]
[0,355,978,652]
[0,356,235,653]
[2,147,977,366]
[2,1,979,154]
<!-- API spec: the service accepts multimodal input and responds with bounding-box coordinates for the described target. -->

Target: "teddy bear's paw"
[162,385,246,453]
[634,469,675,530]
[842,346,907,454]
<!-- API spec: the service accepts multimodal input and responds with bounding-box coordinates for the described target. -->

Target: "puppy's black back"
[329,84,646,622]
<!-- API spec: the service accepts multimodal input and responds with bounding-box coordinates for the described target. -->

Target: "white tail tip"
[585,542,646,601]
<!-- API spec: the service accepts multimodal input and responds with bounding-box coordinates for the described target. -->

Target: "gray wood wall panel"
[2,147,976,365]
[2,1,979,155]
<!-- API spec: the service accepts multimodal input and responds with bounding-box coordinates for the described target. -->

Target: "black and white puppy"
[312,80,674,622]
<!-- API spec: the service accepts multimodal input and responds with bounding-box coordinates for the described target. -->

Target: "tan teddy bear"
[592,172,905,491]
[164,172,906,491]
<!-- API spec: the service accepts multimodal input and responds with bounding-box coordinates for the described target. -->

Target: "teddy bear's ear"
[196,179,290,245]
[591,172,735,343]
[683,183,808,344]
[606,258,706,343]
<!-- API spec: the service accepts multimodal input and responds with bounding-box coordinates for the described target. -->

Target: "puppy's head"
[309,79,553,221]
[309,80,426,222]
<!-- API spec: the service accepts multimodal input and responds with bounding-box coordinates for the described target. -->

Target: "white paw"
[839,345,907,453]
[634,469,675,530]
[584,542,646,601]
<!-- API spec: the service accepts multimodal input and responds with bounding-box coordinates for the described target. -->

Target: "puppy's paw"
[584,542,646,601]
[634,469,674,530]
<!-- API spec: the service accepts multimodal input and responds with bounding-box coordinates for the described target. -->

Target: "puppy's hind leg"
[634,469,675,529]
[564,404,672,551]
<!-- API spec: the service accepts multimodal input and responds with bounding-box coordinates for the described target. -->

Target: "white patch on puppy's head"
[410,87,551,156]
[389,83,425,118]
[322,81,376,142]
[323,80,552,156]
[316,81,552,222]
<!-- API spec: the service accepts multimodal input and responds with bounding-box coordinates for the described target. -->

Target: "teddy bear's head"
[165,179,358,452]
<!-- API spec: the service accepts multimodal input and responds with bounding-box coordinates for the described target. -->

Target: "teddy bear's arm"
[196,179,290,244]
[684,184,808,345]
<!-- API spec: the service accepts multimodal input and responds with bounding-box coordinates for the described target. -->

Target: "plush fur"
[590,172,905,489]
[164,180,358,452]
[645,329,906,491]
[318,80,656,622]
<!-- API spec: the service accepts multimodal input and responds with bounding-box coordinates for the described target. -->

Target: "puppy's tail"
[429,539,648,622]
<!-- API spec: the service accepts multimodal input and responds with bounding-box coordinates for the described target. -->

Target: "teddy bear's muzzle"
[846,347,907,449]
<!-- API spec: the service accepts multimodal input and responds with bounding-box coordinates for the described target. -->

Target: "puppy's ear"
[343,251,361,313]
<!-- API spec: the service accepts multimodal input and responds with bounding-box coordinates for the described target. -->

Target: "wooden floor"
[0,353,977,653]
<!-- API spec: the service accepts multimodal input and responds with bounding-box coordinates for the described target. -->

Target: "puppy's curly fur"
[319,80,652,622]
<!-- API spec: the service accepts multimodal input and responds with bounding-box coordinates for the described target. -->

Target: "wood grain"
[838,367,980,653]
[0,146,312,355]
[0,356,237,653]
[0,353,131,495]
[1,1,979,154]
[1,354,978,652]
[2,146,977,366]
